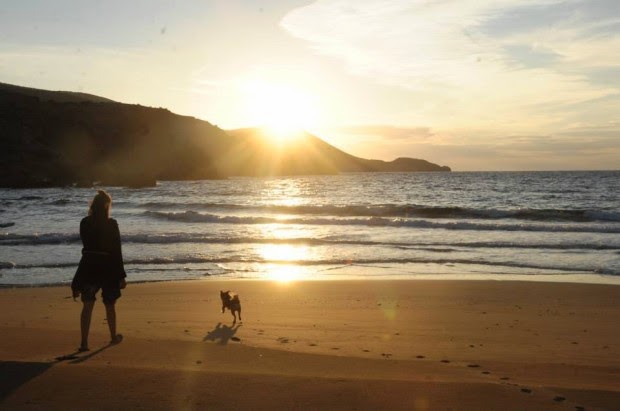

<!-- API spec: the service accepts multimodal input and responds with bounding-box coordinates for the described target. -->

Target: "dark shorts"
[80,283,121,304]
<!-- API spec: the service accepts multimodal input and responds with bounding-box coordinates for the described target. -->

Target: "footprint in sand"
[553,396,566,402]
[277,337,289,343]
[309,343,318,347]
[362,349,370,352]
[500,377,510,380]
[381,353,392,358]
[331,347,340,350]
[416,355,425,359]
[481,371,490,375]
[440,360,450,363]
[520,388,532,394]
[231,337,241,342]
[467,364,480,368]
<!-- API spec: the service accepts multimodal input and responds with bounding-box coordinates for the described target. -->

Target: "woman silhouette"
[71,190,126,351]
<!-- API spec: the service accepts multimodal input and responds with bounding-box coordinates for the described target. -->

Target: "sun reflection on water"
[258,244,311,283]
[256,178,317,283]
[259,244,309,261]
[266,264,307,283]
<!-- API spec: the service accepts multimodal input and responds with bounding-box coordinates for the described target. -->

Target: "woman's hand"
[120,278,127,289]
[72,288,80,300]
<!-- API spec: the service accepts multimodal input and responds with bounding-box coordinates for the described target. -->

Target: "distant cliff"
[0,83,450,188]
[224,128,450,176]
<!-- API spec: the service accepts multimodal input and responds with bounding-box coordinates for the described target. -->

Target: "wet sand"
[1,280,619,410]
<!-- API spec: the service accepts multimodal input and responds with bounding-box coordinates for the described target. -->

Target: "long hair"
[89,190,112,222]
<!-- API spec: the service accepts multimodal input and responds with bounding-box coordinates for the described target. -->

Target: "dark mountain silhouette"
[0,83,450,188]
[224,128,450,175]
[0,82,114,104]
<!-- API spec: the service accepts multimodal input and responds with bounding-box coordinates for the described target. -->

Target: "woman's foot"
[110,334,123,345]
[77,346,90,353]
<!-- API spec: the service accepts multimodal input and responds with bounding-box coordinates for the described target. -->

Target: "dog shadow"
[203,322,242,345]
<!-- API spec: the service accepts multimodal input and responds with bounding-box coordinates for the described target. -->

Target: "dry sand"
[0,279,618,410]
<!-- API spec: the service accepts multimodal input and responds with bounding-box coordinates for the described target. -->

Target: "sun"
[243,81,319,142]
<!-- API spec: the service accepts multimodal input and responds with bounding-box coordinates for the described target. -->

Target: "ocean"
[1,171,619,285]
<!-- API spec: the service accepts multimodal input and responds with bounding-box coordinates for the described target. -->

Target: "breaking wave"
[4,256,617,276]
[2,231,617,251]
[130,203,620,222]
[144,211,620,233]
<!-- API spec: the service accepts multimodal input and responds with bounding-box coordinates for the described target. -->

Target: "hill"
[0,82,115,104]
[225,128,450,175]
[0,83,450,188]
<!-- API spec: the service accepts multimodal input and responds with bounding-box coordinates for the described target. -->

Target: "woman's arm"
[71,218,89,293]
[110,219,127,281]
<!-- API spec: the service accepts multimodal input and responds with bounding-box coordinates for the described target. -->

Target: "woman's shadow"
[203,322,241,345]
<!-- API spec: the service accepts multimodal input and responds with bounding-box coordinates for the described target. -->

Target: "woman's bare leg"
[104,302,117,341]
[80,301,95,350]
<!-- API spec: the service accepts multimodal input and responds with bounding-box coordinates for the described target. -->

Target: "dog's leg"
[238,308,242,322]
[221,304,225,314]
[232,312,237,325]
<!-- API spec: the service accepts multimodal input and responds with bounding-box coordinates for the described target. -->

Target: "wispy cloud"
[338,125,434,140]
[331,122,620,170]
[281,0,619,131]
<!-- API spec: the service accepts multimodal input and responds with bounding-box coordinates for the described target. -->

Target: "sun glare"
[267,265,306,283]
[258,244,310,283]
[259,244,308,262]
[243,81,319,142]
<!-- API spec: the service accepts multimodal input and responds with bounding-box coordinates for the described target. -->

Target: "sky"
[0,0,618,171]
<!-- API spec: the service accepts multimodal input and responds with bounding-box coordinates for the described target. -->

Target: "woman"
[72,190,126,351]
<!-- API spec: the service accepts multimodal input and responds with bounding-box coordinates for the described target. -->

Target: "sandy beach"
[1,279,618,410]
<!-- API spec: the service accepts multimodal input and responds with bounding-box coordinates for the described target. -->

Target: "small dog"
[220,290,242,324]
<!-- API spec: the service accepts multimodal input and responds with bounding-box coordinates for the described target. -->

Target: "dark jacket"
[72,216,126,290]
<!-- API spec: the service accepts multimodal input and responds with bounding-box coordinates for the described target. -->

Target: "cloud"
[328,122,620,170]
[281,0,619,131]
[338,125,434,140]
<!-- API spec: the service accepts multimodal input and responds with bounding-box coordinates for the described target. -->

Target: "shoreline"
[2,271,620,289]
[1,279,619,410]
